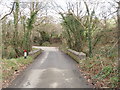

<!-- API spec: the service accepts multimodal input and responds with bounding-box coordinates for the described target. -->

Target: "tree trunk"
[13,1,21,57]
[117,1,120,88]
[88,17,92,58]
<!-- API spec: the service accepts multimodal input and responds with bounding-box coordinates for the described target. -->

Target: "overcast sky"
[0,0,117,22]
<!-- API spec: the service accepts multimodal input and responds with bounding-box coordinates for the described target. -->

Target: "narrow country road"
[8,46,93,88]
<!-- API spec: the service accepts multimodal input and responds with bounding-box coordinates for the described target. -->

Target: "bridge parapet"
[67,49,86,60]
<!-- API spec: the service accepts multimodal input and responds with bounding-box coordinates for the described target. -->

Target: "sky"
[0,0,117,22]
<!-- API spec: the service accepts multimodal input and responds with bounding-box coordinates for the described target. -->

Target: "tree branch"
[0,2,15,20]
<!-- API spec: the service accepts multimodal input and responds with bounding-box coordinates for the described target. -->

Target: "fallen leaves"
[78,57,118,88]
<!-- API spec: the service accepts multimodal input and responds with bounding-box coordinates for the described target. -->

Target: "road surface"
[8,46,93,88]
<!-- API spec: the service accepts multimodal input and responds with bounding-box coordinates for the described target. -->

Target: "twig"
[0,2,15,20]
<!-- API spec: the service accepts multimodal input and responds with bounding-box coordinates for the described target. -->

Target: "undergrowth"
[61,44,119,88]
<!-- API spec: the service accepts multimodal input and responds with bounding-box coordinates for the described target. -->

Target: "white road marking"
[40,52,49,64]
[22,52,49,88]
[49,82,58,88]
[48,68,61,72]
[65,78,73,82]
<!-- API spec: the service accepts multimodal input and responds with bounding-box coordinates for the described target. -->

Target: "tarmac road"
[8,46,93,88]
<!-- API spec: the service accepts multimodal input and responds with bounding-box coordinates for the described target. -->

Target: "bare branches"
[50,1,65,14]
[0,2,15,20]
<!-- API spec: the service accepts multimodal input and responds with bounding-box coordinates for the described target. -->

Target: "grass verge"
[1,49,42,88]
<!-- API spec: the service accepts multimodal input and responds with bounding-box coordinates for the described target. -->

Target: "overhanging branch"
[0,2,15,20]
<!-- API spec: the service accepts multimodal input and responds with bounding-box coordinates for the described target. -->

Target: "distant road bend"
[9,46,93,88]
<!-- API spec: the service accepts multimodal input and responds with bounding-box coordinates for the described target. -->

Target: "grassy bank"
[1,49,42,88]
[60,46,118,88]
